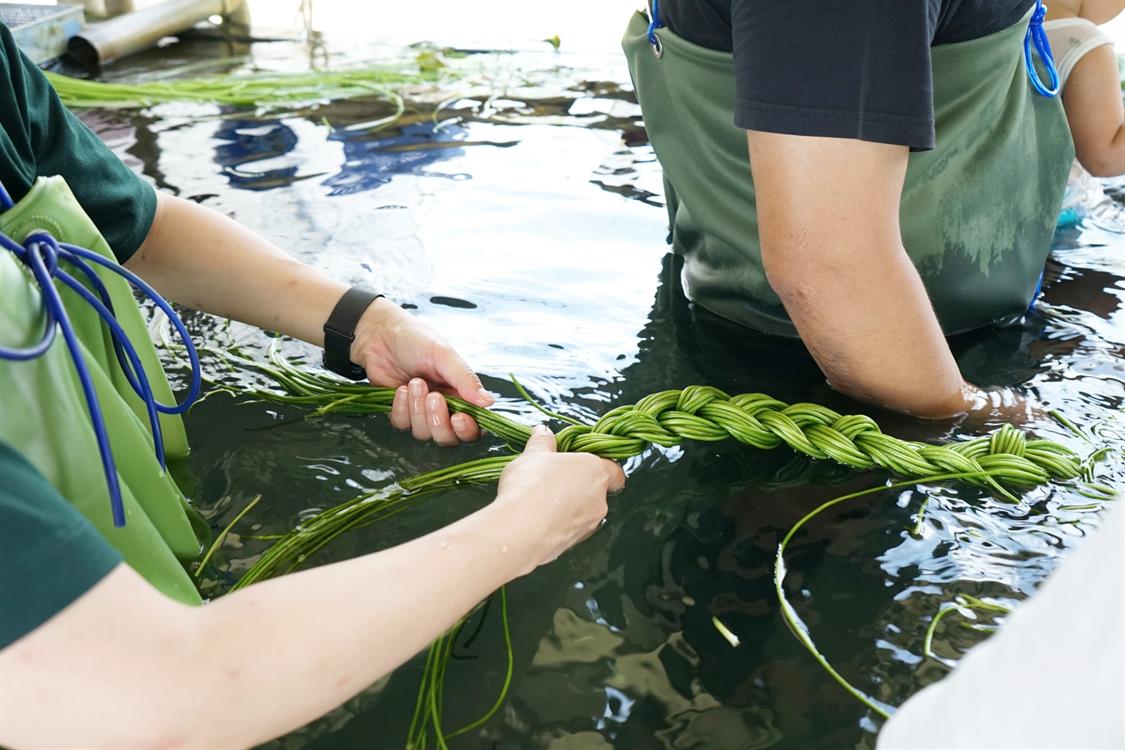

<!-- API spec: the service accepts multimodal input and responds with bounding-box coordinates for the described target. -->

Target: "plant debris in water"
[45,64,444,110]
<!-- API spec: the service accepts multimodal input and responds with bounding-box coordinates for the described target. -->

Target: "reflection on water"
[88,12,1125,750]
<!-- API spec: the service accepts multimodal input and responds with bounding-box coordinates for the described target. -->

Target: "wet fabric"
[623,7,1073,337]
[660,0,1034,149]
[0,22,155,264]
[0,440,122,649]
[0,176,203,605]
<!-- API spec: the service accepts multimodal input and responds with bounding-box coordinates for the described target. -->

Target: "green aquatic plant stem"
[409,589,515,746]
[445,587,514,741]
[711,615,741,647]
[405,588,514,749]
[194,494,261,579]
[922,595,1014,663]
[771,471,1021,720]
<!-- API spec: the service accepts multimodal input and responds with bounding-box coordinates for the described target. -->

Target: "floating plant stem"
[510,373,583,426]
[1049,408,1090,441]
[194,495,261,579]
[444,588,514,742]
[772,471,1020,720]
[909,494,932,538]
[712,615,741,647]
[922,595,1014,663]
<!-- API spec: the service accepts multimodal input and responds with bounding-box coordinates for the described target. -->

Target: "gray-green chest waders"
[623,5,1072,337]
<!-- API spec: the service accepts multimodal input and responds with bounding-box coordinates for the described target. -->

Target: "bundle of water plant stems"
[46,65,437,109]
[205,345,1097,747]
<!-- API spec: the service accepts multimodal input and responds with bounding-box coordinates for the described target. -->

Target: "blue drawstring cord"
[0,180,201,527]
[1025,0,1060,97]
[647,0,663,46]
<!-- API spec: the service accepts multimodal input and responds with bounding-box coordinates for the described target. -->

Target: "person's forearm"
[748,131,969,418]
[125,192,348,345]
[187,502,532,747]
[1,432,619,750]
[0,502,534,750]
[770,239,967,416]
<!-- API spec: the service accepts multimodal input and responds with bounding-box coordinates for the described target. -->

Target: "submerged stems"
[772,470,1023,721]
[407,588,513,749]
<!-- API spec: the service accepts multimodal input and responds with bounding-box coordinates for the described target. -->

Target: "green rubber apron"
[623,8,1073,337]
[0,176,203,605]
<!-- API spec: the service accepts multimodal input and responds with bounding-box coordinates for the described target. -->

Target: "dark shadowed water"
[84,9,1124,749]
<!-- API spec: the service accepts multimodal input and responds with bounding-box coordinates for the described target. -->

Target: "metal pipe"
[68,0,243,68]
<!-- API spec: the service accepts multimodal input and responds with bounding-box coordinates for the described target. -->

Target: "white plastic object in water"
[878,500,1124,750]
[1058,160,1105,228]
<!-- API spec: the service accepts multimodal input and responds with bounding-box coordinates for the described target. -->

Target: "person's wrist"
[472,498,542,580]
[900,381,976,421]
[348,296,399,370]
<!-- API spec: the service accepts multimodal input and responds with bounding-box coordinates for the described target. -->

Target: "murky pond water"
[82,5,1124,748]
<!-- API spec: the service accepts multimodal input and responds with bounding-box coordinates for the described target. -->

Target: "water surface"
[86,8,1125,748]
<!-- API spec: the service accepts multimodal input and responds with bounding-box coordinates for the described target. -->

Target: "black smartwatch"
[323,287,384,380]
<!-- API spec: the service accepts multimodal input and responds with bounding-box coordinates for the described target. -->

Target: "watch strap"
[323,287,384,380]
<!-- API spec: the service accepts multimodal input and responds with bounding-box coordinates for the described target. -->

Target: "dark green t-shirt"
[0,22,155,262]
[0,440,122,649]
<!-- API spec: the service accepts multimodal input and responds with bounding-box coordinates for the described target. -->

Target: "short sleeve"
[730,0,939,150]
[0,23,156,262]
[0,441,122,649]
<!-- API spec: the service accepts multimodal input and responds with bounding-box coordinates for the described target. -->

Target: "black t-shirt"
[659,0,1034,149]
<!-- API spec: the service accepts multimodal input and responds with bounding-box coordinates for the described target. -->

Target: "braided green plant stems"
[223,346,1083,503]
[551,386,1081,500]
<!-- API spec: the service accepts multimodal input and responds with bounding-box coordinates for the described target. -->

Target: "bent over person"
[624,0,1072,419]
[0,21,623,749]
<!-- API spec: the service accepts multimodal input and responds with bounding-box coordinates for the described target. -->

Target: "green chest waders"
[623,7,1073,337]
[0,176,203,605]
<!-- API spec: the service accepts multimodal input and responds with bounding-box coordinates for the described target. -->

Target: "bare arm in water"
[0,428,625,750]
[747,131,990,418]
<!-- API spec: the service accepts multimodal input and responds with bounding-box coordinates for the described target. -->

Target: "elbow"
[126,609,257,750]
[1079,156,1123,179]
[1075,133,1125,178]
[1077,149,1120,178]
[761,240,839,310]
[160,611,259,750]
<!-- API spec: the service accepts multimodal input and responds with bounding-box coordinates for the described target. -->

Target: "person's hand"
[349,298,493,445]
[959,383,1044,429]
[493,426,626,574]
